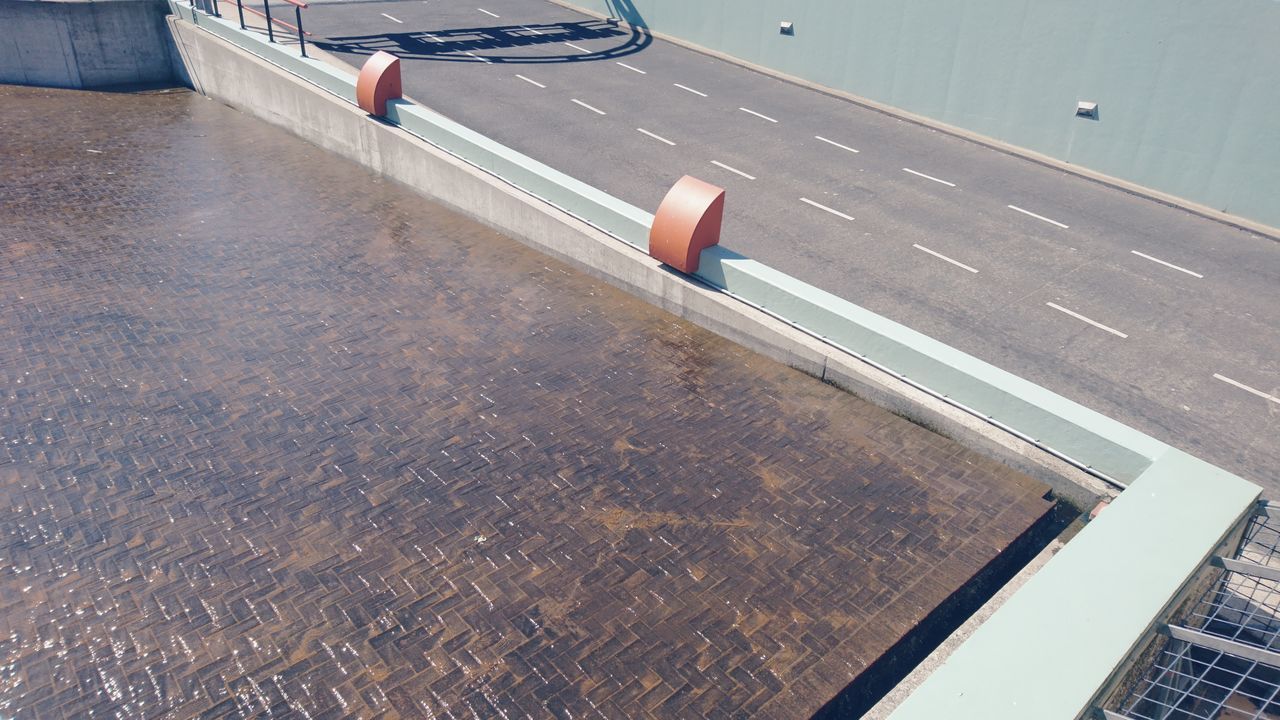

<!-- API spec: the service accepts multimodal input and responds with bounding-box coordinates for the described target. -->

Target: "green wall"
[568,0,1280,230]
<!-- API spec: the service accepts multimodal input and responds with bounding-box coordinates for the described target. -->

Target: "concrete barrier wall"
[559,0,1280,231]
[0,0,178,88]
[163,12,1263,718]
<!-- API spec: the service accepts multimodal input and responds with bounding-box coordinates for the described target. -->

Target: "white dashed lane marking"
[1131,250,1204,278]
[1214,374,1280,405]
[913,244,978,273]
[814,136,858,154]
[800,197,853,221]
[903,168,956,188]
[1009,204,1069,229]
[571,99,606,115]
[1045,302,1127,338]
[739,107,778,123]
[710,160,755,180]
[637,128,675,146]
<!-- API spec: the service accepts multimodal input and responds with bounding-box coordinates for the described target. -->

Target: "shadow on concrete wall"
[314,18,651,64]
[603,0,647,27]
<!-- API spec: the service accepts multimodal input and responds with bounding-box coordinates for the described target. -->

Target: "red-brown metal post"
[648,175,725,274]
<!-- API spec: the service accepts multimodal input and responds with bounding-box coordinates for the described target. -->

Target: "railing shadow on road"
[313,18,651,64]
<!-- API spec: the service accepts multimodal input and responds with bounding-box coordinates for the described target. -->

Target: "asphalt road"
[301,0,1279,493]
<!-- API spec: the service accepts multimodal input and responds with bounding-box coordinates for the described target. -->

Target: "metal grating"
[1115,636,1280,719]
[1110,505,1280,720]
[1241,510,1280,567]
[1187,570,1280,654]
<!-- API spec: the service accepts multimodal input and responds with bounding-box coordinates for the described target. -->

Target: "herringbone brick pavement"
[0,85,1052,719]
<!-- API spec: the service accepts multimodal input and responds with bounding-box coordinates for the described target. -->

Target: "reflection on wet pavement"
[0,85,1051,718]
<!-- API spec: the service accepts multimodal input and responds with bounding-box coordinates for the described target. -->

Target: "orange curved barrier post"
[356,51,402,117]
[648,175,725,274]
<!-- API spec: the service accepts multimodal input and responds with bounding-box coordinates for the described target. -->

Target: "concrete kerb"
[163,13,1110,509]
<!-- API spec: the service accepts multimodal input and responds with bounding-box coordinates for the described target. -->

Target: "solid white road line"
[637,128,675,146]
[477,7,499,17]
[1214,374,1280,405]
[1008,204,1069,229]
[673,83,707,97]
[710,160,755,180]
[571,98,606,115]
[739,107,778,123]
[564,42,590,52]
[381,12,403,23]
[1131,250,1204,278]
[516,74,545,88]
[903,168,956,188]
[616,62,646,74]
[913,244,978,273]
[814,135,858,154]
[1045,302,1127,338]
[800,197,853,221]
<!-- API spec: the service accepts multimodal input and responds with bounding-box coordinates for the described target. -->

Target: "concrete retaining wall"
[558,0,1280,232]
[0,0,179,88]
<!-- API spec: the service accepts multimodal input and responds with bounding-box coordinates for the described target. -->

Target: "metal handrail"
[189,0,221,20]
[233,0,312,57]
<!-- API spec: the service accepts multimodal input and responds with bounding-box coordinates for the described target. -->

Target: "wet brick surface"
[0,84,1051,718]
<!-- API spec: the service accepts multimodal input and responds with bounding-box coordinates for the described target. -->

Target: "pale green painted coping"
[888,448,1260,720]
[695,246,1166,482]
[169,1,356,103]
[385,100,654,248]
